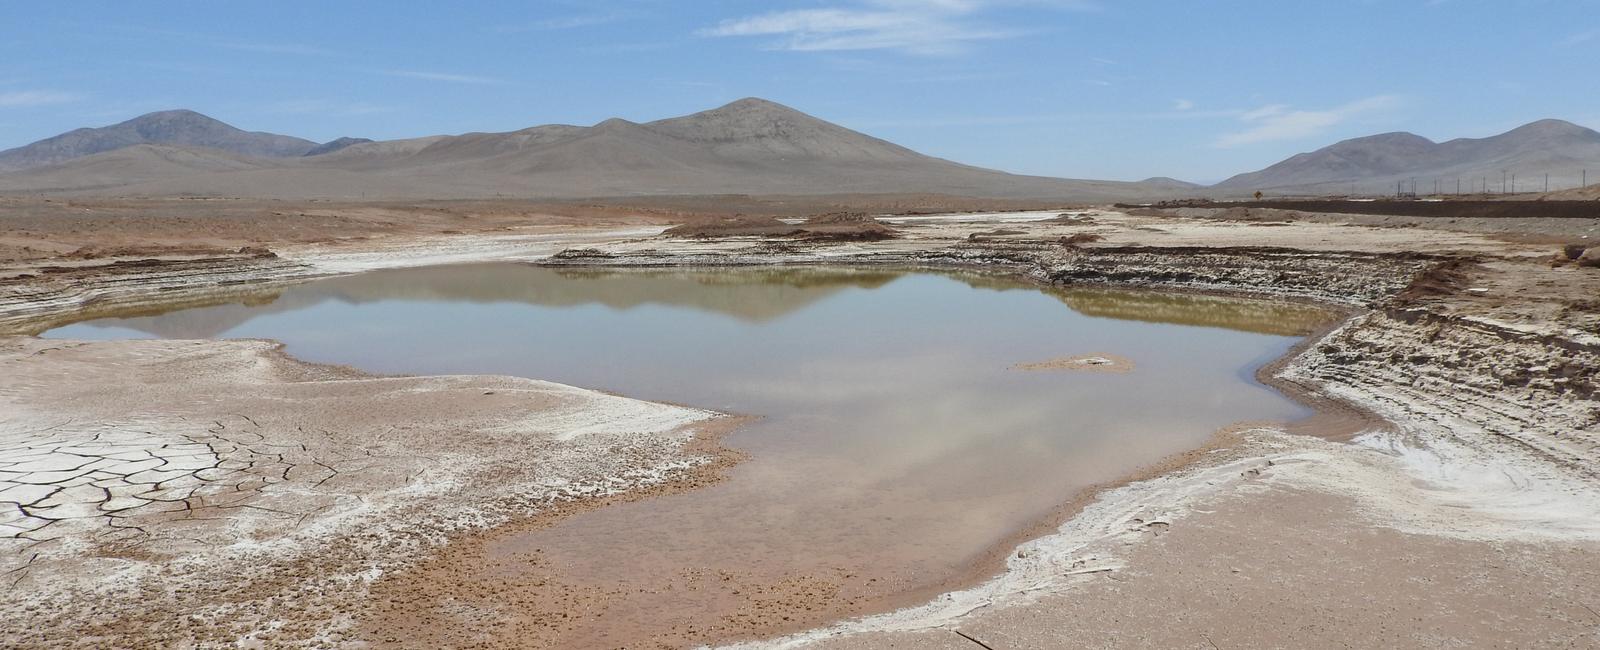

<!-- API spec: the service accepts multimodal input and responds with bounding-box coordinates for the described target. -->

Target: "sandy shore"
[1,198,1597,647]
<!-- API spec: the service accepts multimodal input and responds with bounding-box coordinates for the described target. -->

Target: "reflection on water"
[1054,287,1329,336]
[48,263,1321,646]
[67,266,905,339]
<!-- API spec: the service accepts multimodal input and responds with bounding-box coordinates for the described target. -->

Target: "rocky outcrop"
[1292,309,1600,471]
[1030,246,1434,306]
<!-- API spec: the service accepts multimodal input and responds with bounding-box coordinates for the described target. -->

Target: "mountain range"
[1,100,1596,199]
[1215,119,1600,194]
[0,99,1179,200]
[0,109,319,172]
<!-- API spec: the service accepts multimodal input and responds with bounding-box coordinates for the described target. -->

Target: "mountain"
[0,110,318,172]
[0,99,1183,201]
[302,137,373,157]
[1138,176,1202,190]
[1216,119,1600,194]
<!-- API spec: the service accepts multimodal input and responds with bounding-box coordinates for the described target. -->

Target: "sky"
[2,0,1597,183]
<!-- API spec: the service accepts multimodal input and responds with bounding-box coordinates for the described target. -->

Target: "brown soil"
[805,487,1600,650]
[1130,199,1600,220]
[663,214,899,241]
[1058,232,1104,245]
[358,417,751,650]
[0,194,1057,267]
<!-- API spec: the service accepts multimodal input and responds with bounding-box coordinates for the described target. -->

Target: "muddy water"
[47,264,1328,647]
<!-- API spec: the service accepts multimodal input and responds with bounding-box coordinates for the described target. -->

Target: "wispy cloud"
[1214,95,1403,147]
[379,69,508,85]
[1557,29,1597,48]
[490,10,638,33]
[218,40,334,56]
[1173,98,1195,111]
[0,90,81,108]
[848,108,1241,129]
[699,0,1096,56]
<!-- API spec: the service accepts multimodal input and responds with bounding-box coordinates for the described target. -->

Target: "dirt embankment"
[1126,199,1600,219]
[663,212,898,241]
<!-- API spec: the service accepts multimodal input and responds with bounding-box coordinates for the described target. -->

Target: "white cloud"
[699,0,1096,55]
[1558,29,1597,47]
[1214,95,1402,148]
[0,90,81,107]
[1173,98,1195,111]
[380,70,507,85]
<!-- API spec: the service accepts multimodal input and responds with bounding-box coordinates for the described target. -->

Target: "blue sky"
[2,0,1597,182]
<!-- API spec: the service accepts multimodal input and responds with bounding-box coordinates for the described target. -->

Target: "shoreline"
[2,207,1596,647]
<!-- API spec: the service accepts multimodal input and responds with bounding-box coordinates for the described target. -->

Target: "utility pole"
[1456,178,1460,195]
[1501,170,1507,194]
[1545,173,1549,193]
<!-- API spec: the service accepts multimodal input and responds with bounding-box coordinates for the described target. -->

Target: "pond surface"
[47,264,1328,646]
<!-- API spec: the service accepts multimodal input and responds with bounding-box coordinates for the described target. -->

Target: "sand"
[0,195,1596,647]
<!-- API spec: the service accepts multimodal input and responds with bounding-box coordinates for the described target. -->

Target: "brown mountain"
[0,98,1181,201]
[0,109,319,172]
[1216,119,1600,194]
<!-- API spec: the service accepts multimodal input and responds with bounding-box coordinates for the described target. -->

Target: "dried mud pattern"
[0,417,323,547]
[0,336,725,648]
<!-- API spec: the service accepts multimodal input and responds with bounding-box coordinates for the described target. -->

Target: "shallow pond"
[47,264,1329,646]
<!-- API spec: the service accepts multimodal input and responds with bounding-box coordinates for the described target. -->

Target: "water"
[47,264,1327,645]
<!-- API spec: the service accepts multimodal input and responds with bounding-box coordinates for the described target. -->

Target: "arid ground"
[1,195,1597,649]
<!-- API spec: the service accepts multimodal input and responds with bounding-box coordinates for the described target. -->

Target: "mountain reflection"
[65,264,1331,340]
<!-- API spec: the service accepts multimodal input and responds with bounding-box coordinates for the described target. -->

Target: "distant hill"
[0,110,317,172]
[302,137,373,157]
[0,144,273,192]
[1216,119,1600,195]
[0,98,1185,201]
[1138,177,1202,190]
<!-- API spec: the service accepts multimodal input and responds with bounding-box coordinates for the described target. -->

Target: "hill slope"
[0,99,1181,201]
[1216,119,1600,194]
[0,110,317,172]
[0,144,274,192]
